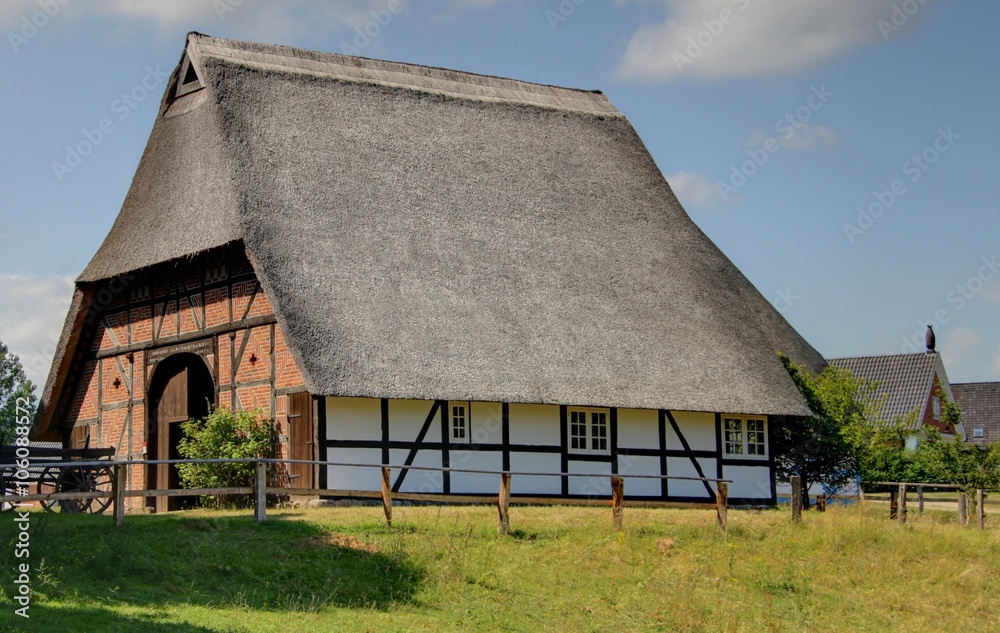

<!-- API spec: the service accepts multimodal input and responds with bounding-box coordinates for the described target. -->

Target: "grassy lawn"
[1,502,997,632]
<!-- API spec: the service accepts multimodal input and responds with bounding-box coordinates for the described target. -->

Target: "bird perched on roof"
[925,325,936,353]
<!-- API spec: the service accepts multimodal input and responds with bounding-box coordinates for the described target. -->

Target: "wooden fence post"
[958,491,967,526]
[976,489,986,531]
[497,472,511,535]
[917,486,924,515]
[381,466,392,526]
[113,463,127,527]
[816,494,827,513]
[715,481,728,533]
[790,476,802,524]
[889,489,898,520]
[897,484,907,525]
[611,476,624,530]
[254,460,267,524]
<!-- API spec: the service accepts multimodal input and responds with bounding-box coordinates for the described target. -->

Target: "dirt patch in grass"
[308,533,379,553]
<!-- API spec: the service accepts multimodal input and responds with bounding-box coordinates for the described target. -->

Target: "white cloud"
[748,123,838,152]
[668,171,721,206]
[618,0,926,82]
[980,279,1000,303]
[941,326,981,369]
[1,1,412,39]
[0,275,75,387]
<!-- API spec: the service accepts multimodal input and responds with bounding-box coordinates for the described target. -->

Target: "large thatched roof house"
[35,33,824,510]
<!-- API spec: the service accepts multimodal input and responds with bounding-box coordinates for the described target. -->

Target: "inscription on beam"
[146,338,215,364]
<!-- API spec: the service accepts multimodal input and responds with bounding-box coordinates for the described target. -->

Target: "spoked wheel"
[38,464,114,514]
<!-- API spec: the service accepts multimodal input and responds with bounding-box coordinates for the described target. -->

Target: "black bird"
[925,325,936,352]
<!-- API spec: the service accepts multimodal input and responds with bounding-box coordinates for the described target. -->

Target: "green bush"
[176,406,277,508]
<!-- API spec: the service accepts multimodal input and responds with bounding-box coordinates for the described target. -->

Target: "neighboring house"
[952,382,1000,447]
[828,351,963,449]
[33,33,825,510]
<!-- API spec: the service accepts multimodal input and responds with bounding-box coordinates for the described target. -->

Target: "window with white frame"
[973,427,985,439]
[932,396,941,421]
[568,408,609,454]
[450,403,468,442]
[723,416,767,457]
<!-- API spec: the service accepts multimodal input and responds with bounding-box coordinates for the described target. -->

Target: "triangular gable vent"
[175,53,203,98]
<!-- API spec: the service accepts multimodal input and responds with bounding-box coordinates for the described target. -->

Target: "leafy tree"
[176,406,277,508]
[771,356,872,508]
[917,427,1000,492]
[0,339,37,446]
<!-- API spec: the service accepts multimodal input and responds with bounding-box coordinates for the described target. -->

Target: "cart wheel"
[38,466,72,512]
[84,466,115,515]
[40,465,87,513]
[38,465,114,514]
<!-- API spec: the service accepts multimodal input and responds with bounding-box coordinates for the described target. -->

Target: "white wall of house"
[320,396,775,503]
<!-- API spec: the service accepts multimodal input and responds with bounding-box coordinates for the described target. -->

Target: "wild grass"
[0,502,997,632]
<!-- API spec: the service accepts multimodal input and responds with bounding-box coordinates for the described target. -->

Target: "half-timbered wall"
[320,397,776,505]
[61,243,306,506]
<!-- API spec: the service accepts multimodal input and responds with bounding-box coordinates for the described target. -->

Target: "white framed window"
[723,416,767,458]
[568,408,609,454]
[973,427,985,439]
[932,396,941,421]
[450,402,468,442]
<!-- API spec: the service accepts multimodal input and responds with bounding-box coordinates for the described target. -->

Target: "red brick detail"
[67,361,99,423]
[234,327,272,385]
[274,323,305,391]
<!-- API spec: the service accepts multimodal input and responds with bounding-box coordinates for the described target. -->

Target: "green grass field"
[1,502,997,632]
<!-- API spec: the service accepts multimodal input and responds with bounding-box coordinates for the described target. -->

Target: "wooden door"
[69,425,90,450]
[155,366,188,513]
[287,392,314,489]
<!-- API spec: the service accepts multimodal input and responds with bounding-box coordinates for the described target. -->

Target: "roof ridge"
[188,32,621,117]
[828,352,936,361]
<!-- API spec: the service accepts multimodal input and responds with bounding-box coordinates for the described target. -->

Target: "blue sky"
[1,0,998,389]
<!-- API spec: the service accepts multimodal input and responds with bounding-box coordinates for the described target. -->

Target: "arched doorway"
[146,353,215,512]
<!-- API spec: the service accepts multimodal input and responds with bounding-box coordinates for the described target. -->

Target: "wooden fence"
[0,458,733,534]
[864,481,992,530]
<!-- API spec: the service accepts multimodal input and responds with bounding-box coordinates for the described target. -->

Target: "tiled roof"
[827,353,939,430]
[952,382,1000,447]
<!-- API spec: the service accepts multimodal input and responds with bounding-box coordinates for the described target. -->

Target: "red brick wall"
[921,374,955,434]
[61,244,307,496]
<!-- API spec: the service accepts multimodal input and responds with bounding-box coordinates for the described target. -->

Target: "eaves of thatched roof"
[36,33,825,438]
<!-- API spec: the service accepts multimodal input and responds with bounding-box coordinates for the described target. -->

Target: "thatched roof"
[37,33,825,438]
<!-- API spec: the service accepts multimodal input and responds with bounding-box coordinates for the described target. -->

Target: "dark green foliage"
[176,407,277,508]
[916,428,1000,492]
[771,356,867,507]
[0,339,37,446]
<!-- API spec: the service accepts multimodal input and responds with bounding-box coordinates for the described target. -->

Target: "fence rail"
[860,480,992,530]
[0,457,735,534]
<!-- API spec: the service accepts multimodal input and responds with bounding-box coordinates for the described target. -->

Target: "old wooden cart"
[0,445,116,513]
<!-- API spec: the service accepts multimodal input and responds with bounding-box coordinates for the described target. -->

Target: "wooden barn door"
[69,424,90,450]
[155,366,189,514]
[287,392,315,489]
